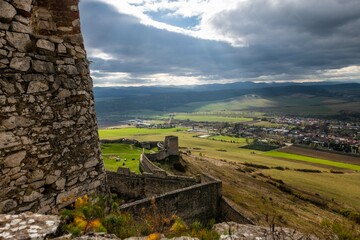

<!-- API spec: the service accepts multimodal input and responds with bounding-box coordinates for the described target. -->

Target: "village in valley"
[128,114,360,155]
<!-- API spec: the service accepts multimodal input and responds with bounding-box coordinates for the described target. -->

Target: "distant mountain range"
[94,82,360,117]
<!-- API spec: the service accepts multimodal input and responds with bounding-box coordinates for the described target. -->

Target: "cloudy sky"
[79,0,360,87]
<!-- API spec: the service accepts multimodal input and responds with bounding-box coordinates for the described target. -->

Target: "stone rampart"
[140,153,167,175]
[144,135,179,163]
[0,0,106,214]
[106,170,199,199]
[219,197,254,225]
[119,180,222,224]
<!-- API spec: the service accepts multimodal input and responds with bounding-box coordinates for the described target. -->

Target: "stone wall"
[219,197,254,225]
[143,135,179,162]
[107,170,199,199]
[0,0,106,214]
[119,180,222,224]
[164,135,179,156]
[140,153,167,175]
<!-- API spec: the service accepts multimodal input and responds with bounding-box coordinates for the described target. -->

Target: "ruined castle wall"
[119,180,222,224]
[164,135,179,156]
[140,153,167,175]
[219,197,254,225]
[107,171,198,199]
[0,0,106,214]
[143,136,179,162]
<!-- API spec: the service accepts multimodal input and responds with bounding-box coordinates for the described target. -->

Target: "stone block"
[31,60,55,73]
[30,169,45,182]
[10,57,31,71]
[0,199,17,213]
[57,43,67,53]
[5,32,31,52]
[55,178,66,190]
[4,151,26,168]
[0,0,17,22]
[36,39,55,52]
[12,0,33,12]
[57,65,79,75]
[15,175,27,185]
[45,175,59,185]
[27,80,49,93]
[84,158,99,169]
[11,21,31,34]
[23,191,43,202]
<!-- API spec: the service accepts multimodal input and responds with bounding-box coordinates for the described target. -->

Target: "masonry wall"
[0,0,106,214]
[107,171,199,199]
[144,136,179,162]
[119,181,222,224]
[140,153,167,175]
[219,197,254,225]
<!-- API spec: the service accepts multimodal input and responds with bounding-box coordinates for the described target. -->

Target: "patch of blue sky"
[146,10,200,29]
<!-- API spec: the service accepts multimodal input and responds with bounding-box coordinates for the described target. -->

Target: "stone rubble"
[0,212,59,239]
[213,222,319,240]
[0,212,323,240]
[0,0,106,214]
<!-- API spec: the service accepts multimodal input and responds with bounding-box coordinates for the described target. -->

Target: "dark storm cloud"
[209,0,360,70]
[80,0,360,85]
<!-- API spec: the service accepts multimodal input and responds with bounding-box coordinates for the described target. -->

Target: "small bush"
[277,184,293,194]
[190,219,219,240]
[273,166,286,171]
[322,219,360,240]
[170,217,188,234]
[244,162,270,169]
[295,169,322,173]
[339,209,360,224]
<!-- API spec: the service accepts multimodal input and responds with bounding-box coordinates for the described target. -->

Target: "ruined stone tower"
[0,0,106,213]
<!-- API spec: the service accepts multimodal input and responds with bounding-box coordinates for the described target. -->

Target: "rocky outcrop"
[0,212,60,239]
[214,222,319,240]
[0,213,321,240]
[0,0,106,214]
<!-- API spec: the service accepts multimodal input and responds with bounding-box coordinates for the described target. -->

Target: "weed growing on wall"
[60,195,220,239]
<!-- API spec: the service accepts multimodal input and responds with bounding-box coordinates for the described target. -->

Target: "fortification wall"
[119,180,222,224]
[143,135,179,163]
[0,0,106,214]
[219,197,254,225]
[140,153,167,175]
[106,170,199,199]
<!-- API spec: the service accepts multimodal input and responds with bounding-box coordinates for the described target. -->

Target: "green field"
[264,151,360,171]
[99,128,185,140]
[101,143,145,173]
[176,95,274,112]
[173,113,253,123]
[207,135,250,144]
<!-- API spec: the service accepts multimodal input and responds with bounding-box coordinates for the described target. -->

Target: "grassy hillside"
[101,143,144,173]
[98,127,360,212]
[95,83,360,127]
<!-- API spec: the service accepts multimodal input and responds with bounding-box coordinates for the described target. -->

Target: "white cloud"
[95,0,244,46]
[88,48,117,61]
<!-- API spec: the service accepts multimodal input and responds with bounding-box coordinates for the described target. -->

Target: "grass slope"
[99,128,184,140]
[101,143,144,173]
[98,127,360,218]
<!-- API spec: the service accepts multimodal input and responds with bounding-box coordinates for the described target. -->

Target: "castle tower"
[0,0,106,213]
[164,135,179,156]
